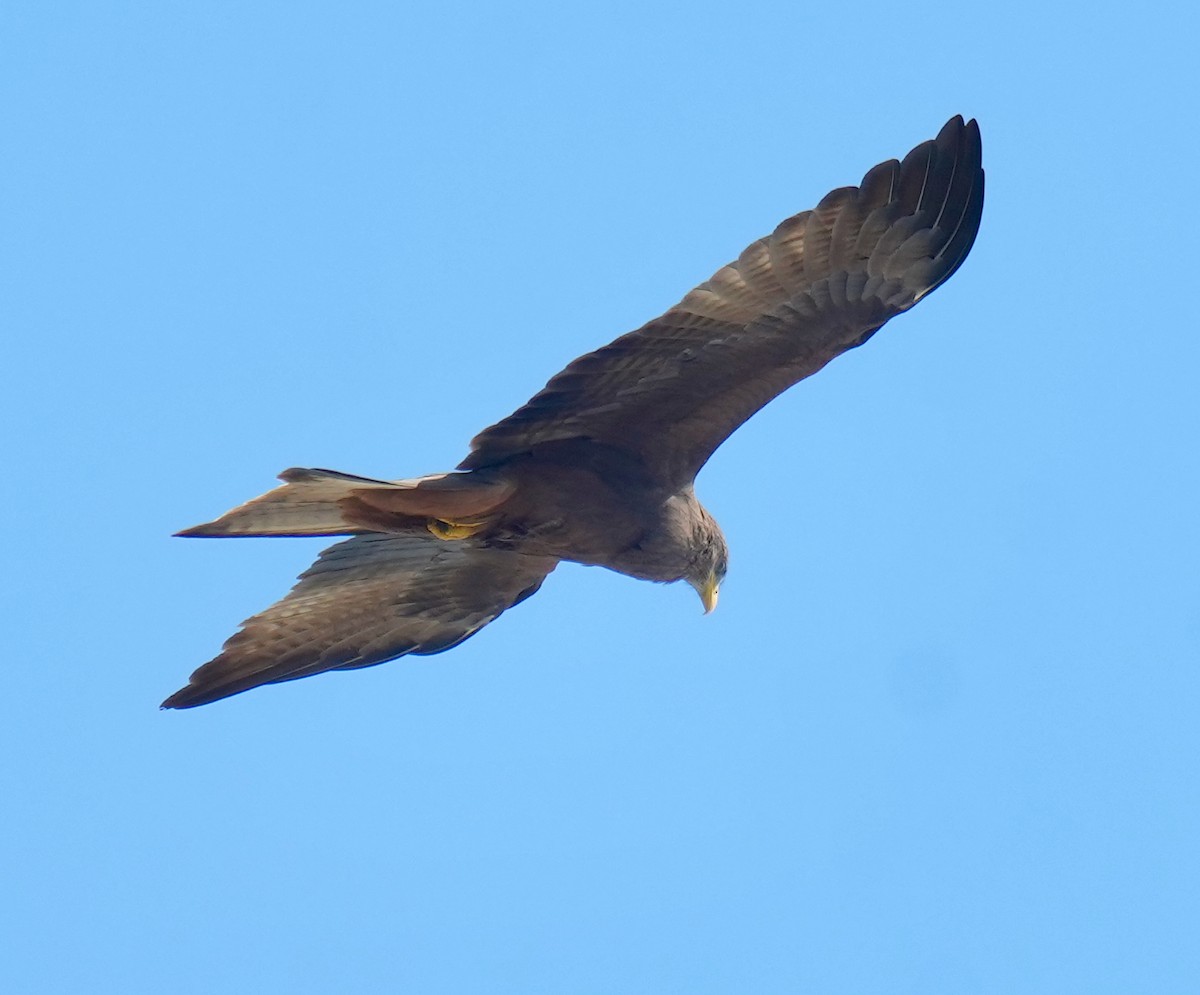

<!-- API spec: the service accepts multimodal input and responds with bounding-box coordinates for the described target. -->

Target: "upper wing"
[162,534,557,708]
[461,116,983,487]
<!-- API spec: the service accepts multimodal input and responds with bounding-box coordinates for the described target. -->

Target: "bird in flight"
[165,116,984,708]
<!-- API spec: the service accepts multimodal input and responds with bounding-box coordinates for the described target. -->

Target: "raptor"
[165,116,984,708]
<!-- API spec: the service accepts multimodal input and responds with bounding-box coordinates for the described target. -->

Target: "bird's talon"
[427,519,485,540]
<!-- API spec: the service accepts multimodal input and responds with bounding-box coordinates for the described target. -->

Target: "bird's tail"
[175,467,515,538]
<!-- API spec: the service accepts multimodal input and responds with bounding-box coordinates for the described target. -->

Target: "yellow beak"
[699,574,719,614]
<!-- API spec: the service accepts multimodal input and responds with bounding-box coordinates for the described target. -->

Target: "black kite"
[165,116,984,708]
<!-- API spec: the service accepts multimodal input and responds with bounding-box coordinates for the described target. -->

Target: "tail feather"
[176,468,388,538]
[176,467,515,538]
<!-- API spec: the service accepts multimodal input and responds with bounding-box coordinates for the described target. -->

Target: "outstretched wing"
[462,116,983,487]
[162,534,557,708]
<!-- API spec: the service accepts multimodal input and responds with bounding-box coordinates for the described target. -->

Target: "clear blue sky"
[3,2,1198,992]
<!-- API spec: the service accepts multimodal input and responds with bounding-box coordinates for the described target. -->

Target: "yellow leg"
[427,518,486,540]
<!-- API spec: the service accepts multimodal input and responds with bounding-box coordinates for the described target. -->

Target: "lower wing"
[163,532,557,708]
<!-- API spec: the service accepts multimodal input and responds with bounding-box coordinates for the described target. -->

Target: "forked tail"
[176,467,515,538]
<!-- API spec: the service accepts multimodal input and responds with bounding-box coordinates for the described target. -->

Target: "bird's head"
[685,511,728,614]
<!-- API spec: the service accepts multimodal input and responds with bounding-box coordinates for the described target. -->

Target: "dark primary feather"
[162,534,556,708]
[462,115,983,486]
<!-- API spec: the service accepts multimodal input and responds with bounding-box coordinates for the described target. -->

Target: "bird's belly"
[481,442,684,579]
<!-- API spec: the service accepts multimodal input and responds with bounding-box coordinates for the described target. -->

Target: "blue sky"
[3,2,1198,992]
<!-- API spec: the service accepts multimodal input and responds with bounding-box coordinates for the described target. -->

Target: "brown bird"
[164,115,984,709]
